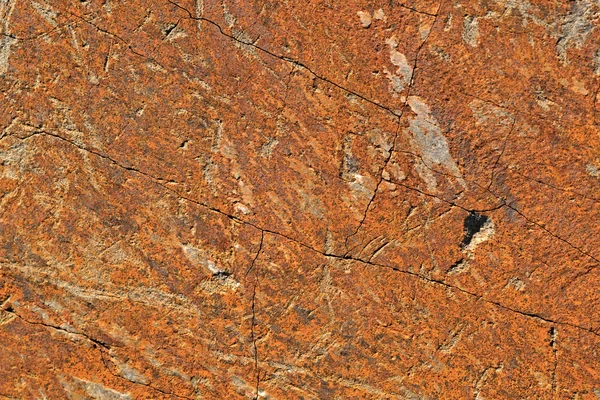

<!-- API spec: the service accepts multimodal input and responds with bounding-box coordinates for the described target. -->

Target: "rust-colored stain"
[1,0,599,398]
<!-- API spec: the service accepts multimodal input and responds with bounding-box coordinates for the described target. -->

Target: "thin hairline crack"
[4,306,195,399]
[343,0,444,255]
[246,231,264,400]
[9,129,600,340]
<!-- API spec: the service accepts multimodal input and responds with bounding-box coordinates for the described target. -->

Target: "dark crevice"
[16,129,600,339]
[54,6,167,70]
[342,117,403,255]
[383,170,600,265]
[341,0,444,255]
[448,258,465,273]
[499,164,600,203]
[366,239,391,263]
[372,263,600,339]
[0,25,66,42]
[504,202,600,265]
[247,232,265,400]
[5,307,111,351]
[212,270,232,279]
[461,212,489,248]
[390,179,505,214]
[6,0,599,345]
[29,0,597,266]
[379,148,600,265]
[106,366,194,400]
[113,374,194,400]
[163,21,179,37]
[394,3,438,16]
[97,348,195,400]
[6,306,193,399]
[4,0,596,396]
[166,0,405,119]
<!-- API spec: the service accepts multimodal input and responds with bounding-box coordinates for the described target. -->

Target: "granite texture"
[1,0,600,398]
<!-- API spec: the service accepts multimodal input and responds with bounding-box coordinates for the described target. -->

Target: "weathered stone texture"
[1,0,600,398]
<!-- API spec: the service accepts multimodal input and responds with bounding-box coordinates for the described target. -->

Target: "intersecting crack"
[0,24,66,42]
[459,91,600,203]
[342,0,444,256]
[378,148,600,266]
[11,127,600,339]
[498,163,600,203]
[49,4,167,70]
[4,1,600,372]
[2,1,598,397]
[166,0,404,119]
[27,1,598,228]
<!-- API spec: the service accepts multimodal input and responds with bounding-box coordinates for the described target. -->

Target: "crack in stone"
[4,304,193,398]
[563,263,600,289]
[166,0,404,119]
[13,128,600,338]
[342,117,403,255]
[0,24,66,42]
[4,3,164,71]
[55,5,167,70]
[342,1,444,255]
[387,178,505,214]
[3,1,596,396]
[370,262,600,338]
[4,306,111,351]
[390,172,600,266]
[35,1,599,261]
[459,90,514,112]
[366,239,392,263]
[504,202,600,265]
[6,0,600,346]
[246,231,264,400]
[109,372,194,400]
[10,3,597,210]
[498,163,600,203]
[395,3,437,17]
[376,149,600,266]
[459,92,600,202]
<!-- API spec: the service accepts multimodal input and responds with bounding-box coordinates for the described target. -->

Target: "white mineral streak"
[384,36,413,93]
[407,96,466,191]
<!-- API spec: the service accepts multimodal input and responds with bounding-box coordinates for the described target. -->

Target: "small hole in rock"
[461,212,489,247]
[448,258,465,273]
[213,271,232,279]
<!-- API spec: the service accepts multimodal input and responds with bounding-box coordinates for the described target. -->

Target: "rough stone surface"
[1,0,599,398]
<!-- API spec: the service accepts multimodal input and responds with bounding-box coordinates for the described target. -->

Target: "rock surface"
[1,0,600,398]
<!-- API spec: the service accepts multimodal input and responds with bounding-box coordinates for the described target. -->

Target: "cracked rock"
[1,0,600,398]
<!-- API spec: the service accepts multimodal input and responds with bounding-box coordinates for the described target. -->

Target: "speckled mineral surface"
[1,0,600,398]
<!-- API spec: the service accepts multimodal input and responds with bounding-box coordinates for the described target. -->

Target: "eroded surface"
[1,0,599,398]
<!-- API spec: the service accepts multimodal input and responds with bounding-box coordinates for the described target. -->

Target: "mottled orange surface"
[1,0,599,398]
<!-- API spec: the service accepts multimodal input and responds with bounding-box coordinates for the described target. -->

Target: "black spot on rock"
[462,212,489,247]
[213,270,232,279]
